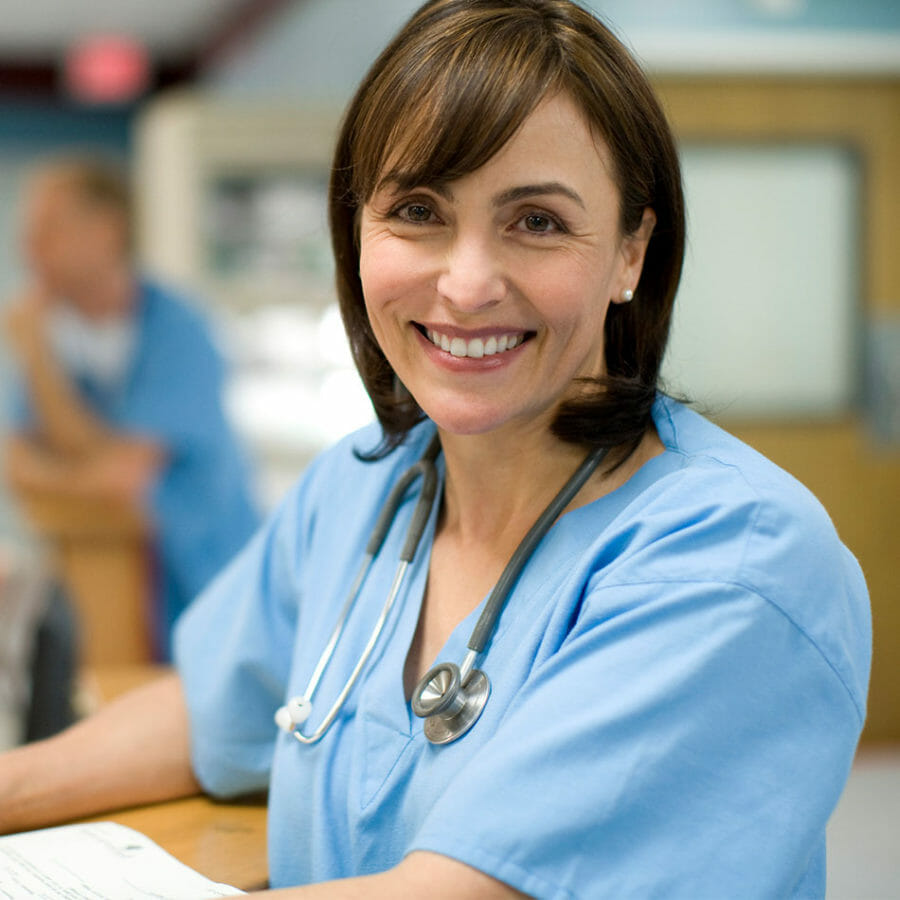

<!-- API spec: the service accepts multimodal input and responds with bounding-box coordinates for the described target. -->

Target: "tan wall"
[655,78,900,743]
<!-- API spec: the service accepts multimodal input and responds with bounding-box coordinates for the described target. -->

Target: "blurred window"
[200,170,371,507]
[663,142,860,417]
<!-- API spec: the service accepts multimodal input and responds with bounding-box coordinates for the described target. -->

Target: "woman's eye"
[518,212,562,234]
[397,203,434,223]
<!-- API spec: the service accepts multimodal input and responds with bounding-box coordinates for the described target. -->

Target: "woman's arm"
[0,677,520,898]
[0,673,200,834]
[258,852,526,899]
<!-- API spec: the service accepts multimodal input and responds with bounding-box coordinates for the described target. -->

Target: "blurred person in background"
[2,157,259,717]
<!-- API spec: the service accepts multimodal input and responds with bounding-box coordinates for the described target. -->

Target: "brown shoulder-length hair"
[329,0,684,457]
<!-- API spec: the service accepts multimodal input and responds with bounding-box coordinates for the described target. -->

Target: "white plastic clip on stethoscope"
[276,435,608,745]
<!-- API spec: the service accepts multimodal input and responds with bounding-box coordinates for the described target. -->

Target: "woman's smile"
[414,322,533,361]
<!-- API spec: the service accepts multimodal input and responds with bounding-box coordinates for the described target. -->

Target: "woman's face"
[358,92,654,439]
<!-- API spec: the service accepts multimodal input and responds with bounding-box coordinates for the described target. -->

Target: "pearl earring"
[620,288,634,302]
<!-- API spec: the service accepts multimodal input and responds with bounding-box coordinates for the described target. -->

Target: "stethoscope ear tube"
[400,459,439,562]
[365,435,440,558]
[467,444,609,653]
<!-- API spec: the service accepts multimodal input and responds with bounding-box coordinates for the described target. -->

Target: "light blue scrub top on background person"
[14,278,260,658]
[174,395,870,899]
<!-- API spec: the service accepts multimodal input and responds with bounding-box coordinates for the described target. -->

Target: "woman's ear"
[613,207,656,304]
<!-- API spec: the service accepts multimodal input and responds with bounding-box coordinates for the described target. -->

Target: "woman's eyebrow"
[374,175,453,198]
[493,182,585,209]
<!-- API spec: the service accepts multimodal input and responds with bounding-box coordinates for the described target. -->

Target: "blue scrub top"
[175,395,870,898]
[14,278,259,658]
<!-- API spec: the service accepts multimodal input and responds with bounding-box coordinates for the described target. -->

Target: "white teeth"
[425,329,525,359]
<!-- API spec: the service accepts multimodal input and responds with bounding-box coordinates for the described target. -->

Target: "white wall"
[664,144,860,417]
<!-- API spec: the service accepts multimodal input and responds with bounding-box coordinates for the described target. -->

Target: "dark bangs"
[349,8,563,204]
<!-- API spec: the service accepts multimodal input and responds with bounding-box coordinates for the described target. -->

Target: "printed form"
[0,821,243,899]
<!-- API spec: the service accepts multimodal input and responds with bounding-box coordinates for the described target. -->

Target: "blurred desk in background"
[80,662,170,710]
[14,489,152,665]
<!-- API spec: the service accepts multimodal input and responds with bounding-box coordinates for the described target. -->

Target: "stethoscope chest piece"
[411,661,491,745]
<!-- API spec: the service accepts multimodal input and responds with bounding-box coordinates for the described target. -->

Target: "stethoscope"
[275,435,608,745]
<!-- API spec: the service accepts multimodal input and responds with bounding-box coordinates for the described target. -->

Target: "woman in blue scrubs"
[0,1,870,897]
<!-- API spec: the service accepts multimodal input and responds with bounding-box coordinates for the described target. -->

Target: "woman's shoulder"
[584,395,871,711]
[649,395,845,548]
[654,395,818,498]
[640,397,865,596]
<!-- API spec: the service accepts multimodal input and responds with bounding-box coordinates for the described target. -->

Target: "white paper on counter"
[0,821,244,899]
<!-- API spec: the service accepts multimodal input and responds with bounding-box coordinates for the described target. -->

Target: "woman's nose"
[436,235,506,312]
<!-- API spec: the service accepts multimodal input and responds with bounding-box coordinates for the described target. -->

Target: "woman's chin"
[422,399,547,440]
[423,405,511,438]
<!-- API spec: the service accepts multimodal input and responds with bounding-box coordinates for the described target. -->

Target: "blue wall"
[593,0,900,31]
[0,101,132,148]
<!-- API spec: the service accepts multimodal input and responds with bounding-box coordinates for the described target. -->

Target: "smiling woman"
[0,1,870,898]
[358,93,655,441]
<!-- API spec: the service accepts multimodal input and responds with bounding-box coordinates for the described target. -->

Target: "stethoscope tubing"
[287,440,440,745]
[280,434,609,746]
[292,559,412,744]
[465,443,609,655]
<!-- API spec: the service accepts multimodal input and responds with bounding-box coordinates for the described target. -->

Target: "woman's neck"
[436,419,663,548]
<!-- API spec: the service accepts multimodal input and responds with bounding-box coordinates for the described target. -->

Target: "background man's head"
[21,157,133,308]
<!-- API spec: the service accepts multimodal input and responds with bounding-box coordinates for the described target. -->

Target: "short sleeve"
[410,580,863,899]
[173,471,312,797]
